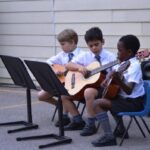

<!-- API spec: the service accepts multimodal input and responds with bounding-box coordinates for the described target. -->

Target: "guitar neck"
[90,60,119,76]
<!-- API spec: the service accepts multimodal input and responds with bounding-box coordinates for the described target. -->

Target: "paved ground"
[0,86,150,150]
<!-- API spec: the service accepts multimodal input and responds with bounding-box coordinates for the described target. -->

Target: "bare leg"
[91,98,116,147]
[61,95,80,117]
[62,95,85,130]
[94,98,112,113]
[84,88,98,117]
[38,90,57,105]
[38,90,68,113]
[80,88,99,136]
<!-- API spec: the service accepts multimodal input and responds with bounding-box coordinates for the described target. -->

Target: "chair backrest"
[143,80,150,115]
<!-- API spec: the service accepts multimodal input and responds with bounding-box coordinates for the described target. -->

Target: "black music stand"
[16,60,72,148]
[0,55,38,133]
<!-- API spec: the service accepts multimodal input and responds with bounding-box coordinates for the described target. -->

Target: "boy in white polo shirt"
[62,27,116,132]
[38,29,85,127]
[92,34,145,147]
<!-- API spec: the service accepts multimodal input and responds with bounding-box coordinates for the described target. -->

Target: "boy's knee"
[38,91,44,100]
[84,88,97,100]
[93,99,100,107]
[38,90,52,101]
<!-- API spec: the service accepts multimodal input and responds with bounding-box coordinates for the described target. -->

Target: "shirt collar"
[63,47,80,57]
[91,48,105,58]
[121,56,137,64]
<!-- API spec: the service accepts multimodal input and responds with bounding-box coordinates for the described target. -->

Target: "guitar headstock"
[136,49,150,61]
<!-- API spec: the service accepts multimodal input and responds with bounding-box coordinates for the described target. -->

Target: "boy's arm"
[113,72,135,95]
[46,52,63,65]
[65,62,88,76]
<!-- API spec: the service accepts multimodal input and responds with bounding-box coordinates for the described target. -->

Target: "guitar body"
[103,84,120,99]
[102,60,130,99]
[65,61,105,99]
[51,64,66,84]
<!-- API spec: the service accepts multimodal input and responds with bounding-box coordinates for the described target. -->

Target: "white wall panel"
[55,11,112,23]
[0,0,53,12]
[0,24,54,35]
[113,10,150,22]
[0,12,53,23]
[55,23,142,35]
[0,46,55,58]
[142,23,150,35]
[0,35,55,46]
[55,0,150,11]
[0,0,150,82]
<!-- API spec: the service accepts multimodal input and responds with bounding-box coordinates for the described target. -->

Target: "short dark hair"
[84,27,103,43]
[57,29,78,44]
[119,35,140,54]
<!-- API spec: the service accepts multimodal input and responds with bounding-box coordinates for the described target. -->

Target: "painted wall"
[0,0,150,82]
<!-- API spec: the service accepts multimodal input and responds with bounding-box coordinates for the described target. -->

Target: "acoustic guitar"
[51,64,66,84]
[65,60,119,99]
[98,49,149,99]
[101,60,130,99]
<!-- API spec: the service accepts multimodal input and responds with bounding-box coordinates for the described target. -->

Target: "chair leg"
[140,117,150,134]
[76,102,86,116]
[81,104,86,116]
[51,105,58,122]
[113,117,122,134]
[96,122,100,131]
[76,101,81,109]
[51,101,84,122]
[133,117,146,138]
[119,117,133,146]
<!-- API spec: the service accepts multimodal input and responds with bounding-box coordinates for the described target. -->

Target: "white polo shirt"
[116,57,145,98]
[46,47,85,65]
[71,49,116,67]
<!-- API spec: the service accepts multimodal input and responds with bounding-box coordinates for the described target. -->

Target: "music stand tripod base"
[0,121,38,134]
[17,133,72,148]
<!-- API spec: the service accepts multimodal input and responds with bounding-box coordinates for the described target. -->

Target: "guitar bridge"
[71,73,75,89]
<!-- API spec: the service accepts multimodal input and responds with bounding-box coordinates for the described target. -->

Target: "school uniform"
[71,48,116,99]
[111,57,145,114]
[46,47,84,65]
[71,48,116,67]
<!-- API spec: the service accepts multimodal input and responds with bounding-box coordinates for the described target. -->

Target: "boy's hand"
[102,70,123,86]
[55,70,64,76]
[112,71,123,84]
[78,66,89,77]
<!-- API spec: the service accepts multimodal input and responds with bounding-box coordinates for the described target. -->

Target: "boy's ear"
[128,49,135,58]
[70,40,75,45]
[128,49,133,55]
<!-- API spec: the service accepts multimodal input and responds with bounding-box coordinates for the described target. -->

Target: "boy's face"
[87,40,104,55]
[117,41,132,62]
[59,41,76,53]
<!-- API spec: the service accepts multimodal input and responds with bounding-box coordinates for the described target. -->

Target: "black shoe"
[80,124,97,136]
[114,129,129,139]
[55,117,70,127]
[92,135,117,147]
[64,120,85,131]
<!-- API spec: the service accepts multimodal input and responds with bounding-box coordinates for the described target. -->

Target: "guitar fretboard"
[89,60,119,76]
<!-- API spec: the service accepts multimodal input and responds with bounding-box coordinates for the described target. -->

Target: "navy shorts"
[111,95,145,115]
